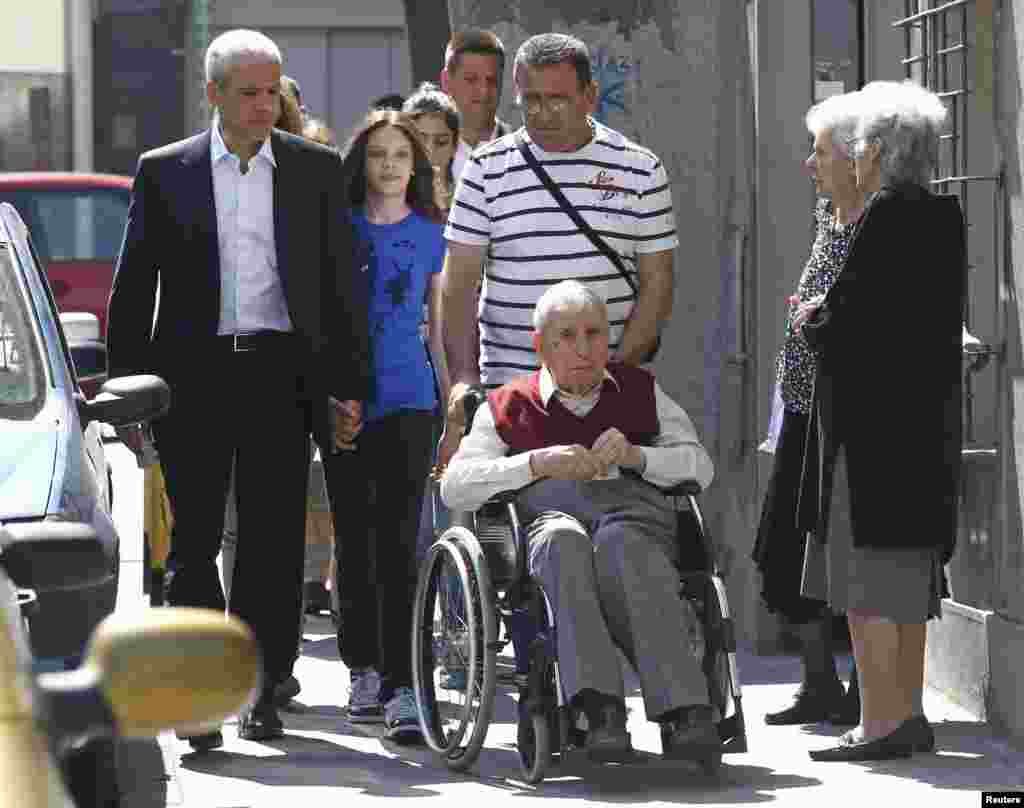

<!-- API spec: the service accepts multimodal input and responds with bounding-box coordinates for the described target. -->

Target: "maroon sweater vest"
[489,364,659,455]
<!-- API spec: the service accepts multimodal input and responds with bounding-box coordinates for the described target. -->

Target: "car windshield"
[6,189,129,263]
[0,242,44,419]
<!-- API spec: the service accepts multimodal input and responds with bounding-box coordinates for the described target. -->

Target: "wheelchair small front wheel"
[517,711,551,785]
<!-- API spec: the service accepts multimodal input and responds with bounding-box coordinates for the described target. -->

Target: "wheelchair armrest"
[659,479,703,498]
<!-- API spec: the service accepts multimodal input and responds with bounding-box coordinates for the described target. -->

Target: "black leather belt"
[218,330,296,353]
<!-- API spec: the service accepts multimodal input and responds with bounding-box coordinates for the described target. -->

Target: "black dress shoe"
[765,684,845,725]
[575,693,632,762]
[907,715,935,752]
[178,730,223,752]
[660,705,721,769]
[585,707,632,762]
[828,675,861,726]
[238,699,285,741]
[809,719,916,761]
[273,674,301,707]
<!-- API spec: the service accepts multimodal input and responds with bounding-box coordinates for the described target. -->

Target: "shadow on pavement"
[117,738,169,807]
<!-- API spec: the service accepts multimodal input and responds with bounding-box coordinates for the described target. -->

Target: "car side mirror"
[0,523,111,594]
[67,339,107,385]
[78,374,170,428]
[37,608,260,745]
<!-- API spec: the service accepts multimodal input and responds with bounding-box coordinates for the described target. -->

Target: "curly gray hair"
[849,80,948,187]
[533,280,607,334]
[805,90,863,158]
[205,29,281,87]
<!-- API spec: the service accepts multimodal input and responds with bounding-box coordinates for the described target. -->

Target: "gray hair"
[533,280,607,334]
[850,80,948,186]
[205,29,281,86]
[514,33,591,87]
[805,90,862,159]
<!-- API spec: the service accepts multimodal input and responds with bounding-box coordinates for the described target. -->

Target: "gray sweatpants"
[518,475,709,721]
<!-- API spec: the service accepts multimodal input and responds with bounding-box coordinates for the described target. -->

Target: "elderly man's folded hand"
[531,444,607,481]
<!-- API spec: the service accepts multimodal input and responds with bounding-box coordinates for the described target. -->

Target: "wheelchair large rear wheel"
[411,528,497,772]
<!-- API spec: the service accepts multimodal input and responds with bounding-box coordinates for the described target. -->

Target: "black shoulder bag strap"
[514,131,659,361]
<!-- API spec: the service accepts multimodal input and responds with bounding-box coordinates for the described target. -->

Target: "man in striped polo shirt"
[441,32,677,427]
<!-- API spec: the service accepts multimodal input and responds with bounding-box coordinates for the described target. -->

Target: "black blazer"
[799,184,965,557]
[106,128,371,445]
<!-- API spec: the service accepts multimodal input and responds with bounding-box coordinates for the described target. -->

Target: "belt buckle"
[233,333,253,352]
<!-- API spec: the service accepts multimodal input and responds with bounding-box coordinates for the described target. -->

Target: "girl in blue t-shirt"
[325,109,448,742]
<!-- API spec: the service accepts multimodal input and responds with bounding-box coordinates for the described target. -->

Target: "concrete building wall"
[0,0,70,170]
[986,0,1024,737]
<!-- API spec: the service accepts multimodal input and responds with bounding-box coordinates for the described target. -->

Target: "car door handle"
[51,279,70,297]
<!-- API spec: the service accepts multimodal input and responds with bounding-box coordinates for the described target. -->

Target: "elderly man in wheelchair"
[439,280,719,768]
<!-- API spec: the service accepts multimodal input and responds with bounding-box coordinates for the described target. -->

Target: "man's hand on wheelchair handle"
[432,382,476,476]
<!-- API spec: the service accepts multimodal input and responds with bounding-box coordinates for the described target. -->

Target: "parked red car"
[0,172,133,341]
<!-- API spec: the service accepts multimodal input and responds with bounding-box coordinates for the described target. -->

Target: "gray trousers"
[519,475,709,721]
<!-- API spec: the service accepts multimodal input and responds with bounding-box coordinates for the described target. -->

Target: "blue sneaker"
[384,687,423,743]
[347,667,384,723]
[440,666,467,690]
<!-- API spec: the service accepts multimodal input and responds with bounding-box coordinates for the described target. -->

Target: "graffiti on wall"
[590,46,636,124]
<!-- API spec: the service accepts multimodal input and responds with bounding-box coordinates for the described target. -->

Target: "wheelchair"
[411,394,746,784]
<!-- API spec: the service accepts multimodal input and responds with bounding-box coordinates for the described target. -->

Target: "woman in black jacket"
[797,80,965,761]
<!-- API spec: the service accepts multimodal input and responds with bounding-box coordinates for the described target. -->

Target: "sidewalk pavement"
[113,558,1024,808]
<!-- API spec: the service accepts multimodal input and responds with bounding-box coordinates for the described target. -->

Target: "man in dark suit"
[107,29,369,746]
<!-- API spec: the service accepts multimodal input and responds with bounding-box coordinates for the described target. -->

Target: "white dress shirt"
[440,367,715,512]
[210,122,293,335]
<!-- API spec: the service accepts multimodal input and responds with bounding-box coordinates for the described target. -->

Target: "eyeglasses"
[514,95,571,117]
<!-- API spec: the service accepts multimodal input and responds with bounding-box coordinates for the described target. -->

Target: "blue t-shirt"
[352,210,444,422]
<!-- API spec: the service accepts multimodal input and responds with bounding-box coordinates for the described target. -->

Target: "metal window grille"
[893,0,1004,609]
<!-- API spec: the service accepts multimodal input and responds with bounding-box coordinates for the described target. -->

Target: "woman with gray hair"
[797,80,965,761]
[753,89,867,729]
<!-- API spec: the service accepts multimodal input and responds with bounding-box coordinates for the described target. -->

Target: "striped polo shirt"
[444,120,678,387]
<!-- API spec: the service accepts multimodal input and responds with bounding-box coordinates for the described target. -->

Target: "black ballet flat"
[809,719,916,761]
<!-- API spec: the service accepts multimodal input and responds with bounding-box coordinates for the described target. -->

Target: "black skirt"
[751,408,826,624]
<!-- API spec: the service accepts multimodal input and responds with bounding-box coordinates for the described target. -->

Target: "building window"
[814,0,865,100]
[894,0,1002,611]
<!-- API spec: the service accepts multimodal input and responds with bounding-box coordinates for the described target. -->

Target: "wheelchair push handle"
[461,385,487,431]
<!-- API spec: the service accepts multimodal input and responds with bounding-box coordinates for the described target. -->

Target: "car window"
[9,190,129,264]
[0,244,44,419]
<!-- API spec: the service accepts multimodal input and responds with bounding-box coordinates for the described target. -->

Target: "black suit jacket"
[799,184,965,557]
[106,128,371,445]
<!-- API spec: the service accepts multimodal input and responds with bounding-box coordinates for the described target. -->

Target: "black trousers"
[751,408,826,624]
[153,339,311,686]
[324,408,435,697]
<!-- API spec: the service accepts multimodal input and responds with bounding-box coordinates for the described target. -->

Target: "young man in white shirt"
[441,28,511,184]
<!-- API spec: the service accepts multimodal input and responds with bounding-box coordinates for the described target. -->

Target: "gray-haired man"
[441,281,718,765]
[107,29,369,746]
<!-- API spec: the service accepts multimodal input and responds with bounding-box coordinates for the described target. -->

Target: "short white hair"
[850,80,948,186]
[805,90,863,159]
[205,29,281,86]
[532,280,607,334]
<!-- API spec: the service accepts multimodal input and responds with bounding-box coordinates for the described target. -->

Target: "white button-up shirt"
[211,123,293,335]
[440,366,715,512]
